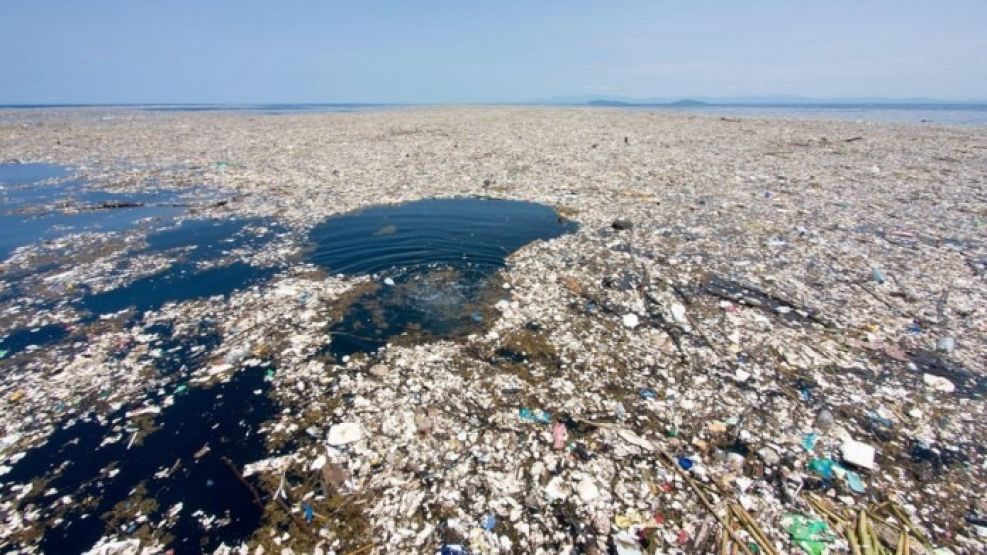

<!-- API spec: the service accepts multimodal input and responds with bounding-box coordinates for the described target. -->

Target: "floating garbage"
[808,458,835,479]
[552,422,567,450]
[841,439,877,470]
[935,336,955,353]
[802,432,818,452]
[622,313,640,328]
[518,408,551,424]
[923,373,956,393]
[782,514,835,555]
[326,422,364,445]
[0,108,983,554]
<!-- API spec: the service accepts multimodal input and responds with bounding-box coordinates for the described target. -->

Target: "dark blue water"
[0,163,282,312]
[0,163,185,260]
[79,262,278,316]
[309,197,575,275]
[143,218,283,262]
[308,197,576,359]
[76,218,285,316]
[0,168,294,552]
[0,324,69,360]
[1,364,274,554]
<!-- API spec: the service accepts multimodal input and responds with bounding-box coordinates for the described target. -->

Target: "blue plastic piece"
[845,471,866,493]
[802,433,818,452]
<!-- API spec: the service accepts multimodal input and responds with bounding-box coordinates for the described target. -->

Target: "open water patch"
[307,197,577,359]
[0,163,188,261]
[0,323,69,360]
[78,218,286,316]
[79,262,278,316]
[0,365,275,553]
[0,163,70,187]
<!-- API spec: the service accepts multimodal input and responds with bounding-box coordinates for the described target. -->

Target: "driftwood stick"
[221,456,317,540]
[221,456,264,509]
[657,451,756,555]
[731,503,779,555]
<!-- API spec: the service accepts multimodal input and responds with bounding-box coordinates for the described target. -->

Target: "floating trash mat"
[0,196,577,552]
[307,197,577,358]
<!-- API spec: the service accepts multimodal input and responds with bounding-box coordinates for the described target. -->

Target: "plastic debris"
[621,313,640,329]
[0,109,983,554]
[936,336,955,353]
[802,432,818,452]
[326,422,363,445]
[923,373,956,393]
[518,408,551,424]
[544,476,567,501]
[576,477,600,503]
[808,458,835,479]
[669,302,688,325]
[814,409,835,431]
[613,530,643,555]
[782,514,835,555]
[840,439,877,470]
[552,422,567,450]
[845,470,866,493]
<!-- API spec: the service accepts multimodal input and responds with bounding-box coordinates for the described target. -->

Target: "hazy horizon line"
[2,96,987,108]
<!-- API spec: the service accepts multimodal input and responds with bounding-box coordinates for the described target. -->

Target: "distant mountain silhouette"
[586,99,635,107]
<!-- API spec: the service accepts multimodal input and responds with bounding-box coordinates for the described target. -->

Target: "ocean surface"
[0,102,985,124]
[612,103,987,125]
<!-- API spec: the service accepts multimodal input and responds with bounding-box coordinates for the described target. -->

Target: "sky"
[1,0,985,104]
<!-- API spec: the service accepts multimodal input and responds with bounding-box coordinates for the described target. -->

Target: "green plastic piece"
[782,513,834,555]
